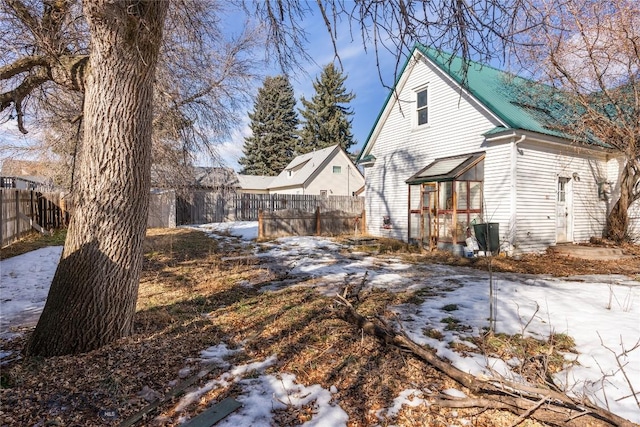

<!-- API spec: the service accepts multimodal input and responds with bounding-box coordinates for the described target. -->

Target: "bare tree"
[514,0,640,242]
[1,0,537,356]
[18,0,167,356]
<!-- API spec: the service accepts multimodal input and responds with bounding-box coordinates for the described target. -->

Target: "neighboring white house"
[266,145,364,196]
[357,44,636,254]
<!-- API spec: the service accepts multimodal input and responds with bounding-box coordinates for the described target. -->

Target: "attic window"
[333,166,342,174]
[287,170,292,178]
[417,88,428,125]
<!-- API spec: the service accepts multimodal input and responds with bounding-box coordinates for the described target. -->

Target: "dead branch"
[597,332,640,410]
[333,293,636,427]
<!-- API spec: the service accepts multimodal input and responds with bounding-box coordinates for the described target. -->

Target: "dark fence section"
[176,192,364,225]
[1,189,68,247]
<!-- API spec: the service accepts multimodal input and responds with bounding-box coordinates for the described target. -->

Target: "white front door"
[556,177,572,242]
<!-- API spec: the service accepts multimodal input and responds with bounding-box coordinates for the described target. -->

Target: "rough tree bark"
[25,0,168,357]
[606,160,637,242]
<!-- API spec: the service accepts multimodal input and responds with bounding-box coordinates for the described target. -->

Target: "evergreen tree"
[239,75,299,175]
[298,63,356,154]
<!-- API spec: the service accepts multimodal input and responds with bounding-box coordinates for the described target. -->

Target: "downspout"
[511,135,526,254]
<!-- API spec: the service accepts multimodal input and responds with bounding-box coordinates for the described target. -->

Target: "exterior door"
[556,177,571,242]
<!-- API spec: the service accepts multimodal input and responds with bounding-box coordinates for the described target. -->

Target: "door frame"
[556,176,573,243]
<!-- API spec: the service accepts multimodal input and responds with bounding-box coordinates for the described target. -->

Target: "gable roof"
[193,167,239,189]
[357,44,604,163]
[268,145,353,190]
[236,174,274,191]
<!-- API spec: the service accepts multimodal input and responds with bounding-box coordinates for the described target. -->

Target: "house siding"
[305,154,363,196]
[364,56,501,240]
[363,52,617,253]
[482,142,513,247]
[513,141,608,253]
[630,201,640,242]
[269,147,364,196]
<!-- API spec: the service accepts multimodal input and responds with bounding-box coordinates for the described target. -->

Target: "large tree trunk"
[26,0,168,357]
[606,160,636,242]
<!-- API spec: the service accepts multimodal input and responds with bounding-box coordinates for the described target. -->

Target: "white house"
[357,44,637,254]
[267,145,364,196]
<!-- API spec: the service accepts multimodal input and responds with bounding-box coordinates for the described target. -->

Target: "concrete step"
[550,244,628,261]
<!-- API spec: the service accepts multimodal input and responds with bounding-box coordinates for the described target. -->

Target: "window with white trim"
[417,88,428,126]
[332,165,342,174]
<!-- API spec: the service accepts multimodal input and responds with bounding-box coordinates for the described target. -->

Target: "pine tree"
[239,75,299,175]
[298,63,356,154]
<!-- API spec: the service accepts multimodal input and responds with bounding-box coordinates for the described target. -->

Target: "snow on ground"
[188,222,258,241]
[1,221,639,425]
[0,245,63,338]
[166,342,348,426]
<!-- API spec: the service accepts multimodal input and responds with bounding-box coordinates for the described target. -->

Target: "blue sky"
[0,5,407,172]
[214,10,405,171]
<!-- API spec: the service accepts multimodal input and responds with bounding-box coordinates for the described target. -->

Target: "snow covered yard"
[1,222,639,426]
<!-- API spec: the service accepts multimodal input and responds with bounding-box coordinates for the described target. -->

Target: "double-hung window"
[417,88,428,126]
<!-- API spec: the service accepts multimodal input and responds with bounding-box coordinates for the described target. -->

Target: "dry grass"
[344,237,640,277]
[2,229,637,426]
[0,229,67,260]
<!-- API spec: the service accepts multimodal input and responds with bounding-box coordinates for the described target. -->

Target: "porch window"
[417,88,428,125]
[406,152,485,247]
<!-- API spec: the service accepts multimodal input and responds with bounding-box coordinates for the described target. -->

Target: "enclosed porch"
[406,152,484,252]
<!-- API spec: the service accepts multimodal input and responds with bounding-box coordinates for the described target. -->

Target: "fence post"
[361,209,366,235]
[315,206,321,236]
[258,209,264,239]
[15,189,20,238]
[0,190,4,246]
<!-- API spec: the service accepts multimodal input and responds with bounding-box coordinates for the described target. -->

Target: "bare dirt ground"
[0,229,638,427]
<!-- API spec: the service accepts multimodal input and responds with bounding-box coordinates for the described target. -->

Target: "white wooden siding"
[364,51,617,253]
[629,200,640,242]
[514,141,608,253]
[481,143,513,248]
[364,56,501,240]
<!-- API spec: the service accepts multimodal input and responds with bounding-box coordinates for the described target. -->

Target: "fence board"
[1,189,68,248]
[175,192,363,225]
[259,208,365,238]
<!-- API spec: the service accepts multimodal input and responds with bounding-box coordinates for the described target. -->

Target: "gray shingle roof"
[268,145,340,190]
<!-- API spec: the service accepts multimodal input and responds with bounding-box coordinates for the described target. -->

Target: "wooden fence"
[176,192,364,225]
[259,208,366,238]
[1,189,68,247]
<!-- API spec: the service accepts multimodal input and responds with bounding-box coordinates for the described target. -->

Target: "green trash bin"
[473,223,500,253]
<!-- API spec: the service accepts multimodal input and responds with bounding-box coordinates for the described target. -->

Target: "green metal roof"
[415,44,575,140]
[356,44,611,162]
[359,154,376,164]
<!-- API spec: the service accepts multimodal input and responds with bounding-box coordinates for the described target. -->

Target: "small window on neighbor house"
[320,190,328,197]
[417,88,428,126]
[332,165,342,174]
[287,170,292,178]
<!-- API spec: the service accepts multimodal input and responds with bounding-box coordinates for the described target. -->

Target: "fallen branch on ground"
[333,293,635,427]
